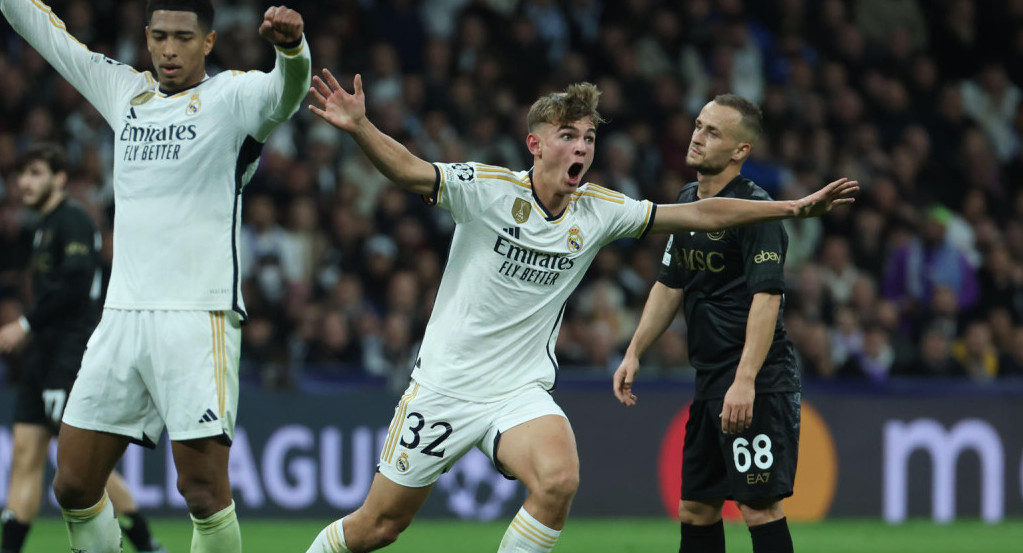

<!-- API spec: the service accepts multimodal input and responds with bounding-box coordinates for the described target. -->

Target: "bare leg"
[105,471,137,515]
[496,415,579,530]
[53,424,129,509]
[4,424,51,522]
[307,473,432,553]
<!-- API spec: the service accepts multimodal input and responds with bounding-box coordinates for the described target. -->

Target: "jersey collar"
[527,168,567,222]
[158,74,211,97]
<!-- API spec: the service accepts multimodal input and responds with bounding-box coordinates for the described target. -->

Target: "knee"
[678,500,723,525]
[537,465,580,504]
[738,499,784,526]
[176,473,222,518]
[53,470,102,509]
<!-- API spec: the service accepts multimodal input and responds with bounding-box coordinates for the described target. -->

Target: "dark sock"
[749,517,794,553]
[679,519,725,553]
[1,510,31,553]
[119,511,159,551]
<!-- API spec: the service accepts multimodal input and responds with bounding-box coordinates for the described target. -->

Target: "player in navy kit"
[615,95,805,553]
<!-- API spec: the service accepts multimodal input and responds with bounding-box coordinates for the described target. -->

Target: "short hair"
[712,93,763,145]
[527,82,606,132]
[146,0,215,31]
[15,142,67,175]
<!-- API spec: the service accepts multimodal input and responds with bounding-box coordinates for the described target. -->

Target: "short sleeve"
[598,192,656,244]
[740,220,788,294]
[59,208,98,273]
[432,162,490,224]
[657,234,685,289]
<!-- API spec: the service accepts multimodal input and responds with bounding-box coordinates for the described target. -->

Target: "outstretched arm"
[650,178,858,235]
[1,0,146,125]
[613,282,684,406]
[308,68,435,195]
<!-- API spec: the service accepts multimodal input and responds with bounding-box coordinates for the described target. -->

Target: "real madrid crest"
[512,198,531,224]
[185,92,201,116]
[567,226,583,252]
[130,91,156,106]
[396,452,410,473]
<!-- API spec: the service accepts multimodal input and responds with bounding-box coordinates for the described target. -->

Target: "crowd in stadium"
[1,0,1022,391]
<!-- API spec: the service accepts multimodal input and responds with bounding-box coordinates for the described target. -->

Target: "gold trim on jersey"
[209,311,227,417]
[30,0,87,48]
[382,382,420,463]
[637,201,653,237]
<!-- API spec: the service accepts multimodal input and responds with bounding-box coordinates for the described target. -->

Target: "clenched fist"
[259,6,303,46]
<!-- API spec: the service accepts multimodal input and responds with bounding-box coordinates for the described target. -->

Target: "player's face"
[534,118,596,193]
[146,10,216,92]
[686,102,749,175]
[17,160,63,211]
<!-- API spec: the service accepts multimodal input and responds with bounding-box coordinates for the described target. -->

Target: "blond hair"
[527,82,605,132]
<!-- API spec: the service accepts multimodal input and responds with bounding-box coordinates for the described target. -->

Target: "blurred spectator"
[913,323,967,378]
[952,320,1000,381]
[883,205,980,331]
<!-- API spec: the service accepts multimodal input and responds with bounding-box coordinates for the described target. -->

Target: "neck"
[39,192,64,216]
[532,166,571,214]
[696,165,741,199]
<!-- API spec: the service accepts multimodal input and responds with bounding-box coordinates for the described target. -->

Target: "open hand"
[792,177,859,218]
[612,356,640,406]
[259,6,303,45]
[308,69,366,133]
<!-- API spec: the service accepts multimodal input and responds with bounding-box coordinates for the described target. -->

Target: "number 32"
[400,411,453,458]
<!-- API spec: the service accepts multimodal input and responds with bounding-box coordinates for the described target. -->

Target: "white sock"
[190,500,241,553]
[497,507,561,552]
[306,518,350,553]
[62,492,122,553]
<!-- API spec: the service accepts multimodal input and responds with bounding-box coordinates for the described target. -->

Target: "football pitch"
[19,517,1023,552]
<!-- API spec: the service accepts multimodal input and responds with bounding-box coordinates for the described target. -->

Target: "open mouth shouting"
[567,162,584,185]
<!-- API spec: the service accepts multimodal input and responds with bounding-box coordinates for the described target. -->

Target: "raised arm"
[249,5,312,141]
[308,69,436,196]
[649,178,858,235]
[1,0,146,125]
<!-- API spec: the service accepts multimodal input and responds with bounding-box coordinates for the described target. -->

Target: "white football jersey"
[413,162,656,401]
[2,0,311,316]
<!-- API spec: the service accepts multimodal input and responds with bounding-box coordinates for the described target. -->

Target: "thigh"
[378,382,485,488]
[488,387,574,484]
[681,399,731,501]
[148,310,241,444]
[55,423,130,504]
[62,310,160,446]
[726,392,801,503]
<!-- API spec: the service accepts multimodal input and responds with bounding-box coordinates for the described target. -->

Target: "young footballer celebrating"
[303,71,856,553]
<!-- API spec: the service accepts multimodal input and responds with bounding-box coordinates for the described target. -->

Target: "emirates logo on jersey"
[567,226,583,252]
[186,92,202,116]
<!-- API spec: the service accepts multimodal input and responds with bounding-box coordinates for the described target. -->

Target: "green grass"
[20,517,1023,553]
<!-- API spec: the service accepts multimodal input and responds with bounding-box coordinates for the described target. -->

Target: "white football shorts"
[63,309,240,446]
[377,379,567,487]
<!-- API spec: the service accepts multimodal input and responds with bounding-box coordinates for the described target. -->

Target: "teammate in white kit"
[303,71,857,553]
[0,1,311,552]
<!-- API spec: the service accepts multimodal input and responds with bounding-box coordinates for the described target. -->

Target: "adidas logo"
[198,408,219,423]
[502,226,521,239]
